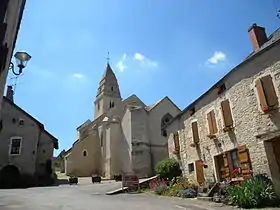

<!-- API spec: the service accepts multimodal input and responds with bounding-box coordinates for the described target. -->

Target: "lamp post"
[9,51,32,76]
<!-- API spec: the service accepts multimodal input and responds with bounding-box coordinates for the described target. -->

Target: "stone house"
[0,87,59,187]
[164,23,280,193]
[53,148,71,173]
[0,0,26,120]
[65,63,181,179]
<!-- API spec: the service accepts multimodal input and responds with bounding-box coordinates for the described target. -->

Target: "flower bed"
[213,173,280,208]
[147,176,199,198]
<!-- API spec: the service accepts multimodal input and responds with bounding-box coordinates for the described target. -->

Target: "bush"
[154,183,168,195]
[155,158,182,181]
[225,174,280,208]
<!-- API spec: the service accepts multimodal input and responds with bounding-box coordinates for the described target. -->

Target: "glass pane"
[231,150,239,169]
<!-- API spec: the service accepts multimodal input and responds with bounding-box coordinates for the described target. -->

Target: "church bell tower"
[94,61,122,119]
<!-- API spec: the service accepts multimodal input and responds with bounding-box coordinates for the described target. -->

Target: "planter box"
[69,177,78,185]
[92,175,101,184]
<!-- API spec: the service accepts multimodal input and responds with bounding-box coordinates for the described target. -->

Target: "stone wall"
[167,42,280,183]
[148,97,181,169]
[0,0,25,119]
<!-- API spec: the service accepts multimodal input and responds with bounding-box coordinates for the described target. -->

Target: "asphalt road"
[0,179,238,210]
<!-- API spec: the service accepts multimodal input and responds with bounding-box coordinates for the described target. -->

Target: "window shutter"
[255,78,268,108]
[0,43,8,73]
[207,112,213,135]
[0,23,7,44]
[210,110,218,134]
[237,145,252,178]
[0,0,9,23]
[261,75,278,107]
[192,121,199,143]
[173,132,180,153]
[221,100,233,127]
[221,153,230,179]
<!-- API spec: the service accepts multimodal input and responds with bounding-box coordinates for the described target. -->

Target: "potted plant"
[69,175,78,185]
[92,174,101,184]
[261,105,270,112]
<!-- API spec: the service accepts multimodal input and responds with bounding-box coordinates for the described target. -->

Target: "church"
[64,62,181,179]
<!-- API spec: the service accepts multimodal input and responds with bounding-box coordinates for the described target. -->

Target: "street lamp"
[9,51,32,76]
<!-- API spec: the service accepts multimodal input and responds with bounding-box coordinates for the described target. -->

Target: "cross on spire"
[106,52,110,64]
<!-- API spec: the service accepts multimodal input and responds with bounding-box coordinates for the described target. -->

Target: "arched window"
[109,101,115,108]
[83,150,87,157]
[100,134,103,147]
[161,113,173,128]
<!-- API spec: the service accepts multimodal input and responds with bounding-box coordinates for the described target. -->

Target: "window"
[221,99,233,128]
[188,163,194,173]
[97,102,100,110]
[189,107,195,116]
[173,132,180,154]
[207,110,218,136]
[111,86,114,91]
[191,121,199,143]
[83,150,87,157]
[100,134,103,147]
[255,75,278,111]
[109,101,115,108]
[162,129,167,137]
[217,83,226,95]
[216,145,252,181]
[10,137,22,155]
[161,113,173,128]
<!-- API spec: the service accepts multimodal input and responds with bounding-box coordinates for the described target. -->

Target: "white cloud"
[115,52,158,72]
[116,61,126,72]
[122,54,127,60]
[115,54,127,72]
[72,73,85,79]
[133,52,158,68]
[134,53,145,61]
[207,51,226,64]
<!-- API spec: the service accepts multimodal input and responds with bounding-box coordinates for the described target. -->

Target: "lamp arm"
[9,62,22,76]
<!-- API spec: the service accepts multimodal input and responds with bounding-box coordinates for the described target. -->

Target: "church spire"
[94,56,122,119]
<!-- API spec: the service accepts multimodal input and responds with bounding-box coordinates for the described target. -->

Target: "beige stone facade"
[65,63,181,179]
[165,24,280,192]
[0,94,58,183]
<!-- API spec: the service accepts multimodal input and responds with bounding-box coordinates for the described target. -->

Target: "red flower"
[261,106,269,111]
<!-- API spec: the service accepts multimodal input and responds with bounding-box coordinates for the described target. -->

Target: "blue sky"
[7,0,280,156]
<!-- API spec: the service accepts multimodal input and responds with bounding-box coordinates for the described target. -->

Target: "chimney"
[248,23,268,50]
[6,85,14,102]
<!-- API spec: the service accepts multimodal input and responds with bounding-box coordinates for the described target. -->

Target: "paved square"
[0,179,254,210]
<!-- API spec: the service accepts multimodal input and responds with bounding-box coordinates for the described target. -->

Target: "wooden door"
[237,145,252,178]
[195,160,205,185]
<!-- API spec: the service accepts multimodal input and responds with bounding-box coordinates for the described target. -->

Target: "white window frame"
[9,136,22,156]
